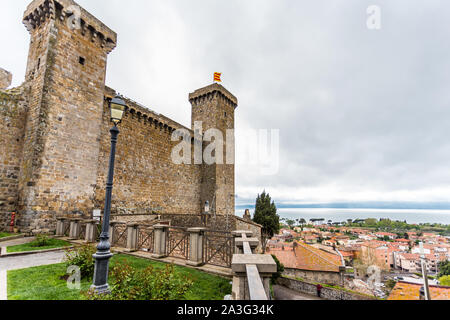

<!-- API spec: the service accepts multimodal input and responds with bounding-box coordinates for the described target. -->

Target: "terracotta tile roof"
[388,281,450,300]
[269,242,342,272]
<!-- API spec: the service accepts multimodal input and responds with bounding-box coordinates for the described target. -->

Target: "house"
[375,232,397,240]
[268,241,344,285]
[388,281,450,300]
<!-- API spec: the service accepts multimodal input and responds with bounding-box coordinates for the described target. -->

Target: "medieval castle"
[0,0,253,233]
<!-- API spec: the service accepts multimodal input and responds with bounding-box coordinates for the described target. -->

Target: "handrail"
[246,264,269,300]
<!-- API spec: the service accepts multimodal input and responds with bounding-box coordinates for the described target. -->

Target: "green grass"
[0,232,15,239]
[8,254,231,300]
[6,238,71,253]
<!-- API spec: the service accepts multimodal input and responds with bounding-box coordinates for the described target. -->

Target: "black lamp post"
[91,95,126,294]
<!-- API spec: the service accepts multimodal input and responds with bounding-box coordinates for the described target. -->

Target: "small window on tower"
[224,112,227,117]
[79,56,85,65]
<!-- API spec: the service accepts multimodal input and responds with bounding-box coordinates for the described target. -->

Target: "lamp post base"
[92,250,113,294]
[90,284,111,295]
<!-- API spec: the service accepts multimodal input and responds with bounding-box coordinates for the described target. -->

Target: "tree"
[286,219,295,229]
[439,275,450,286]
[300,218,306,226]
[271,254,285,285]
[252,191,279,253]
[438,260,450,278]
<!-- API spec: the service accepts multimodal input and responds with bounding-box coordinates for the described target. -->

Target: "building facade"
[0,0,237,232]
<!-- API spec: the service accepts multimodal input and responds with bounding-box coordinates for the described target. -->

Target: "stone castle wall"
[93,88,203,217]
[0,88,28,228]
[0,0,241,232]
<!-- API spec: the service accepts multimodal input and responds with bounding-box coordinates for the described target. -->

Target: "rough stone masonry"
[0,0,238,232]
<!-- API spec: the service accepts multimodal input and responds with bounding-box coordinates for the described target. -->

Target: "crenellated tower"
[18,0,116,230]
[189,83,238,218]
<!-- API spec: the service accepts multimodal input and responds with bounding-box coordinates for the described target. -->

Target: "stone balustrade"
[231,230,277,300]
[58,220,235,271]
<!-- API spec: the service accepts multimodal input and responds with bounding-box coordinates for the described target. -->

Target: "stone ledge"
[232,230,253,237]
[235,237,259,248]
[0,234,25,243]
[0,246,73,258]
[231,254,277,274]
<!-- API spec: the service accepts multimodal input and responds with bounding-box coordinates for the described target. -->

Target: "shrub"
[271,254,284,284]
[439,275,450,286]
[33,234,51,247]
[64,244,96,279]
[86,262,193,300]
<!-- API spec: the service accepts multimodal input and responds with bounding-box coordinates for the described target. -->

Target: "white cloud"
[2,0,450,205]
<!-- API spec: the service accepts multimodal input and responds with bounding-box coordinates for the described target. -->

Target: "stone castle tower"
[0,0,238,232]
[189,84,237,217]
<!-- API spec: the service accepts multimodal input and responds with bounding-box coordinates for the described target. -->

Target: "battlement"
[23,0,117,53]
[189,83,238,109]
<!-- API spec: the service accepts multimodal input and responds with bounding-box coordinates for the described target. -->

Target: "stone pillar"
[187,227,206,266]
[68,219,81,240]
[109,221,119,245]
[126,223,139,252]
[85,220,97,243]
[152,224,169,259]
[55,218,65,237]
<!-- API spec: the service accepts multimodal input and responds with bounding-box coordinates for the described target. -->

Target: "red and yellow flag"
[214,72,222,82]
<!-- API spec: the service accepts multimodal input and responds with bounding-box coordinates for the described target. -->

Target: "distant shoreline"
[236,201,450,210]
[234,206,450,225]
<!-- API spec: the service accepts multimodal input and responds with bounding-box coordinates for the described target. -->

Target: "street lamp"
[91,95,126,294]
[202,201,210,226]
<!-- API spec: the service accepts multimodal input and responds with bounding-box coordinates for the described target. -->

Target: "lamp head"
[110,95,127,125]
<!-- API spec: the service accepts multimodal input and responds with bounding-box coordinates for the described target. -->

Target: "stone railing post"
[235,237,259,254]
[232,230,253,254]
[231,230,277,301]
[187,227,207,266]
[68,218,81,240]
[152,224,169,259]
[126,223,139,252]
[55,217,66,237]
[109,221,119,245]
[84,220,97,243]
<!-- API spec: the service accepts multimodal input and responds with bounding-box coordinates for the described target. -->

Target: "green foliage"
[0,232,14,239]
[86,262,193,300]
[7,238,70,253]
[34,234,51,247]
[438,260,450,278]
[286,219,295,229]
[64,244,96,279]
[385,279,397,291]
[439,275,450,286]
[270,254,284,285]
[253,191,279,239]
[7,254,229,301]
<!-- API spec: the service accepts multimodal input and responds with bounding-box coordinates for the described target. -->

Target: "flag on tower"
[214,72,222,82]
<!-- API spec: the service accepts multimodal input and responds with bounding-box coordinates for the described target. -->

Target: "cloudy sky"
[2,0,450,206]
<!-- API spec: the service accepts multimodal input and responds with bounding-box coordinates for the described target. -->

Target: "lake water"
[235,208,450,225]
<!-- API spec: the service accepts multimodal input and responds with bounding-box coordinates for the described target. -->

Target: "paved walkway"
[0,237,35,250]
[0,250,66,300]
[273,285,323,300]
